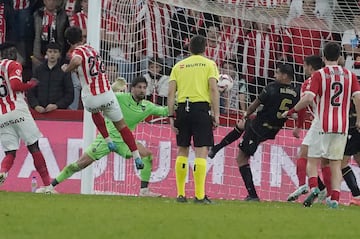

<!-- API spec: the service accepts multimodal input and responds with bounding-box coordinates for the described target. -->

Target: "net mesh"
[90,0,359,202]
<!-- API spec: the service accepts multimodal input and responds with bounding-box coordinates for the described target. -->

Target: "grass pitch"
[0,192,359,239]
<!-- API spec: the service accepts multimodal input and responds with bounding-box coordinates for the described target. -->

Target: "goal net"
[87,0,360,202]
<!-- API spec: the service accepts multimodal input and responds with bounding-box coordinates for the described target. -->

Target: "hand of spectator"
[45,104,58,112]
[61,64,68,72]
[34,106,46,113]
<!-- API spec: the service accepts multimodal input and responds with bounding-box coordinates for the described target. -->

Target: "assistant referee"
[168,35,220,204]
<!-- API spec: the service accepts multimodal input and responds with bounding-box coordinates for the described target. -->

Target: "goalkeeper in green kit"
[43,76,168,196]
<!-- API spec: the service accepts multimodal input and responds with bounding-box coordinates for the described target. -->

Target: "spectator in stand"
[62,0,76,17]
[221,60,248,113]
[136,0,173,71]
[342,14,360,79]
[243,18,280,102]
[70,0,87,31]
[0,1,14,45]
[204,25,224,67]
[27,42,74,113]
[144,57,169,106]
[282,0,331,85]
[106,61,119,84]
[8,0,35,82]
[32,0,69,69]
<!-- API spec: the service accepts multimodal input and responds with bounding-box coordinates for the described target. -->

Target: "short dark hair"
[304,55,324,70]
[0,42,17,60]
[189,35,206,55]
[323,42,341,61]
[131,76,148,88]
[46,42,62,51]
[65,26,83,45]
[277,63,294,80]
[148,57,164,66]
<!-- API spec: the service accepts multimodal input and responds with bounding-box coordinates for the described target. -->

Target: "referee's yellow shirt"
[169,55,219,103]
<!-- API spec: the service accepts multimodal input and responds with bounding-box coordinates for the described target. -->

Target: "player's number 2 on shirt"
[330,82,343,107]
[88,55,105,77]
[277,98,293,119]
[0,76,8,97]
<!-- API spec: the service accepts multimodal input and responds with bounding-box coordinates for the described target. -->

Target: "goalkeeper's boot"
[208,144,221,159]
[194,195,213,204]
[303,187,320,207]
[316,188,327,203]
[107,141,117,152]
[326,197,339,209]
[139,188,162,197]
[287,184,309,202]
[0,172,8,186]
[134,157,144,170]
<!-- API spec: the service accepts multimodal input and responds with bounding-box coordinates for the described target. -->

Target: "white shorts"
[307,133,347,160]
[302,118,321,146]
[0,106,42,151]
[82,90,123,122]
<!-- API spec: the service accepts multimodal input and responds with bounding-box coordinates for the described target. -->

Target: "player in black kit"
[209,64,299,201]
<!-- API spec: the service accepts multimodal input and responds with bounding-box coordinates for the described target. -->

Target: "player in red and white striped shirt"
[62,27,144,170]
[285,42,360,208]
[0,43,51,189]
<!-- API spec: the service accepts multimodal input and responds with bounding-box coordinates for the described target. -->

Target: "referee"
[168,35,220,204]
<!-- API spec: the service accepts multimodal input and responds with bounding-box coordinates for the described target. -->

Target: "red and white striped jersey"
[72,44,111,97]
[65,0,76,16]
[306,66,360,133]
[242,30,279,83]
[0,59,27,114]
[138,1,173,58]
[0,4,6,44]
[70,11,87,30]
[13,0,30,10]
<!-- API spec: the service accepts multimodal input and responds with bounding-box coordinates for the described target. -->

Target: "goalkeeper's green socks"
[52,162,81,186]
[140,155,152,188]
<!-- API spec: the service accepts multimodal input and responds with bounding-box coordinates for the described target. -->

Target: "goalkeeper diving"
[42,76,168,196]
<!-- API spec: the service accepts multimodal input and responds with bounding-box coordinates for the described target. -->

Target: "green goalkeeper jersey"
[105,93,168,138]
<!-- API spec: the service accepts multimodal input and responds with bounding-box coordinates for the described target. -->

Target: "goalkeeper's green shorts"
[85,134,132,160]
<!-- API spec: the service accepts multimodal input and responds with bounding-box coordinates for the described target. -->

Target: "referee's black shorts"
[175,102,214,147]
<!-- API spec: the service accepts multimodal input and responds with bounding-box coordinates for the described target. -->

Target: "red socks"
[308,177,318,189]
[321,166,332,197]
[0,154,15,173]
[119,126,137,152]
[92,113,109,139]
[331,190,340,202]
[296,157,307,186]
[32,151,50,186]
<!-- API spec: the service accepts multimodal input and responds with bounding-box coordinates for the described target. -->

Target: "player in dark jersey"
[340,101,360,206]
[209,64,299,200]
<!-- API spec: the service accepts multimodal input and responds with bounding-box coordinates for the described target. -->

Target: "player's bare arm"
[167,80,178,134]
[353,93,360,131]
[282,93,314,118]
[209,76,220,126]
[244,98,261,119]
[62,55,82,73]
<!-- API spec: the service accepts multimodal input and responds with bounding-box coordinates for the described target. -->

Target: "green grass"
[0,191,359,239]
